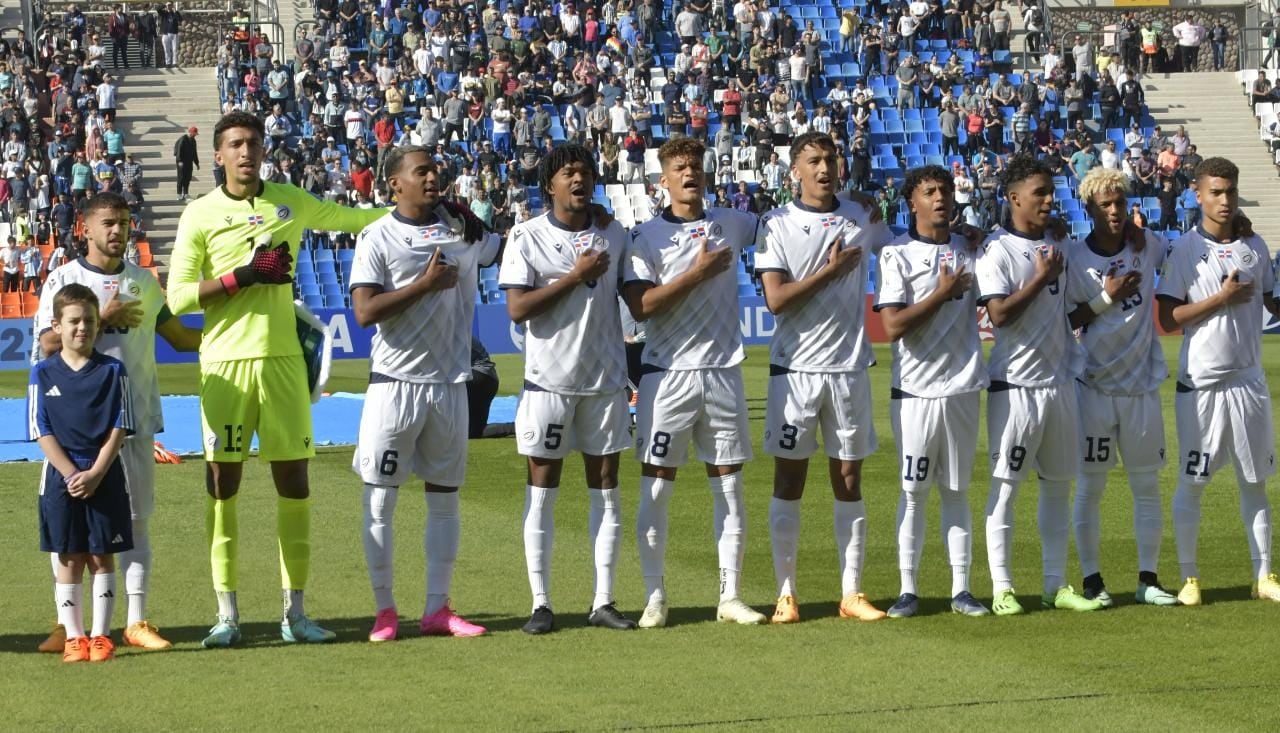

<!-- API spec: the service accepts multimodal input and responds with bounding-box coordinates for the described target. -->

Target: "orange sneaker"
[62,636,90,663]
[124,621,173,650]
[88,635,115,662]
[771,595,800,624]
[38,624,67,653]
[839,592,887,621]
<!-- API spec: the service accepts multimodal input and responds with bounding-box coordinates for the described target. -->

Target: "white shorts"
[353,379,468,487]
[987,383,1079,482]
[635,366,752,467]
[1076,383,1166,474]
[1175,376,1276,485]
[890,391,979,491]
[120,433,156,520]
[765,369,877,461]
[516,388,631,459]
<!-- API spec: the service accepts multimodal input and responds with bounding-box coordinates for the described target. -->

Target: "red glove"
[440,199,487,243]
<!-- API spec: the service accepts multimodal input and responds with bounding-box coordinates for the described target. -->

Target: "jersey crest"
[248,214,265,225]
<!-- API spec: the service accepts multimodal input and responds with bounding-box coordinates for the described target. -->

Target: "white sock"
[1039,479,1071,596]
[769,496,801,597]
[362,484,399,612]
[425,491,460,616]
[896,488,927,595]
[636,475,672,604]
[283,589,305,622]
[710,472,746,602]
[216,590,239,621]
[1239,479,1272,579]
[523,484,558,611]
[985,479,1019,593]
[56,582,84,638]
[1129,469,1163,575]
[834,498,866,596]
[1173,477,1204,579]
[939,488,972,597]
[119,517,151,626]
[589,488,621,611]
[91,573,116,638]
[1073,471,1107,579]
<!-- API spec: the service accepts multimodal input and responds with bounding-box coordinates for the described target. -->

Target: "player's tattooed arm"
[352,248,458,328]
[506,248,610,323]
[1068,266,1141,330]
[1157,268,1253,332]
[879,262,973,340]
[623,239,733,320]
[760,238,860,314]
[985,246,1064,327]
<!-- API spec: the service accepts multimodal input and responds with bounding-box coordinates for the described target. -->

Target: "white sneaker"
[637,599,668,629]
[716,598,767,625]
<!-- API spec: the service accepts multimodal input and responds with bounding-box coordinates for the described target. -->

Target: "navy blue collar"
[909,227,950,246]
[1195,224,1234,244]
[1084,231,1124,258]
[391,209,440,227]
[793,197,839,214]
[76,256,124,275]
[545,210,591,232]
[661,206,706,224]
[1006,224,1045,241]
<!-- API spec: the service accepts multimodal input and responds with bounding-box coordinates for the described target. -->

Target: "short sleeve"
[479,231,501,268]
[498,227,536,289]
[623,228,658,285]
[1148,231,1169,272]
[864,216,894,254]
[33,267,60,337]
[1155,244,1190,302]
[975,240,1013,305]
[752,215,786,274]
[873,246,909,311]
[347,227,387,292]
[1252,237,1274,294]
[27,364,50,440]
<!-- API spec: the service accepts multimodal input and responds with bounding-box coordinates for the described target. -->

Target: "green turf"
[2,341,1279,731]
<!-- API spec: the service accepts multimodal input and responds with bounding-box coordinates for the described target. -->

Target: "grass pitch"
[0,342,1278,731]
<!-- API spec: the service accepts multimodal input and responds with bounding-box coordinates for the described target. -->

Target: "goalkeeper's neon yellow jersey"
[168,181,388,363]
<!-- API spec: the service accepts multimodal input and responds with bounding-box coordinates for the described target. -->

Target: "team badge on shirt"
[276,204,292,221]
[421,225,451,240]
[248,214,265,225]
[1109,257,1126,273]
[820,215,842,229]
[571,231,598,253]
[689,224,708,241]
[1215,247,1231,263]
[939,250,956,268]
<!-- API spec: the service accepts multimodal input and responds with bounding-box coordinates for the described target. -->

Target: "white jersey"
[349,210,500,384]
[875,231,988,397]
[975,228,1080,387]
[1156,227,1273,389]
[1065,230,1168,395]
[754,199,892,372]
[499,212,628,395]
[623,207,759,370]
[35,257,166,435]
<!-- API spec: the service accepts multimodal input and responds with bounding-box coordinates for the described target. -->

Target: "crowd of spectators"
[208,0,1223,259]
[0,4,162,306]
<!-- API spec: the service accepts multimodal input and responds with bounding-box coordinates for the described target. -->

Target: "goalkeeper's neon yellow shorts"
[199,356,315,463]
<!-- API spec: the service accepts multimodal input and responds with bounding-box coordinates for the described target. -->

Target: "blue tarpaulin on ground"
[0,393,520,463]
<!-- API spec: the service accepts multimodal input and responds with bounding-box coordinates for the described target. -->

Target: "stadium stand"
[204,0,1216,308]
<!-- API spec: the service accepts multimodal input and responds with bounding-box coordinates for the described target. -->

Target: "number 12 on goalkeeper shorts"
[223,424,244,453]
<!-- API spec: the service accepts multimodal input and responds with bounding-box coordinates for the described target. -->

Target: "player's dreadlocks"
[539,143,598,195]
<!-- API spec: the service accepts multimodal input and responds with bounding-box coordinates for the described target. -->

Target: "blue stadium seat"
[318,271,339,285]
[303,294,324,310]
[322,294,345,309]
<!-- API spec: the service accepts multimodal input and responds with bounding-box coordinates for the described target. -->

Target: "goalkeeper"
[167,111,483,648]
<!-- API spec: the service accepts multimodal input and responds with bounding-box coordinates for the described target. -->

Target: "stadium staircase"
[276,0,310,61]
[1141,71,1280,247]
[114,67,222,270]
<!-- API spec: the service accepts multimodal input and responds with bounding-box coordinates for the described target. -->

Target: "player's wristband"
[1088,290,1114,315]
[220,272,241,295]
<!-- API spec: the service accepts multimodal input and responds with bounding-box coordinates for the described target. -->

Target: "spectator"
[1,237,19,290]
[20,239,42,294]
[1172,14,1205,72]
[174,126,199,200]
[135,4,158,67]
[108,4,132,69]
[158,1,182,68]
